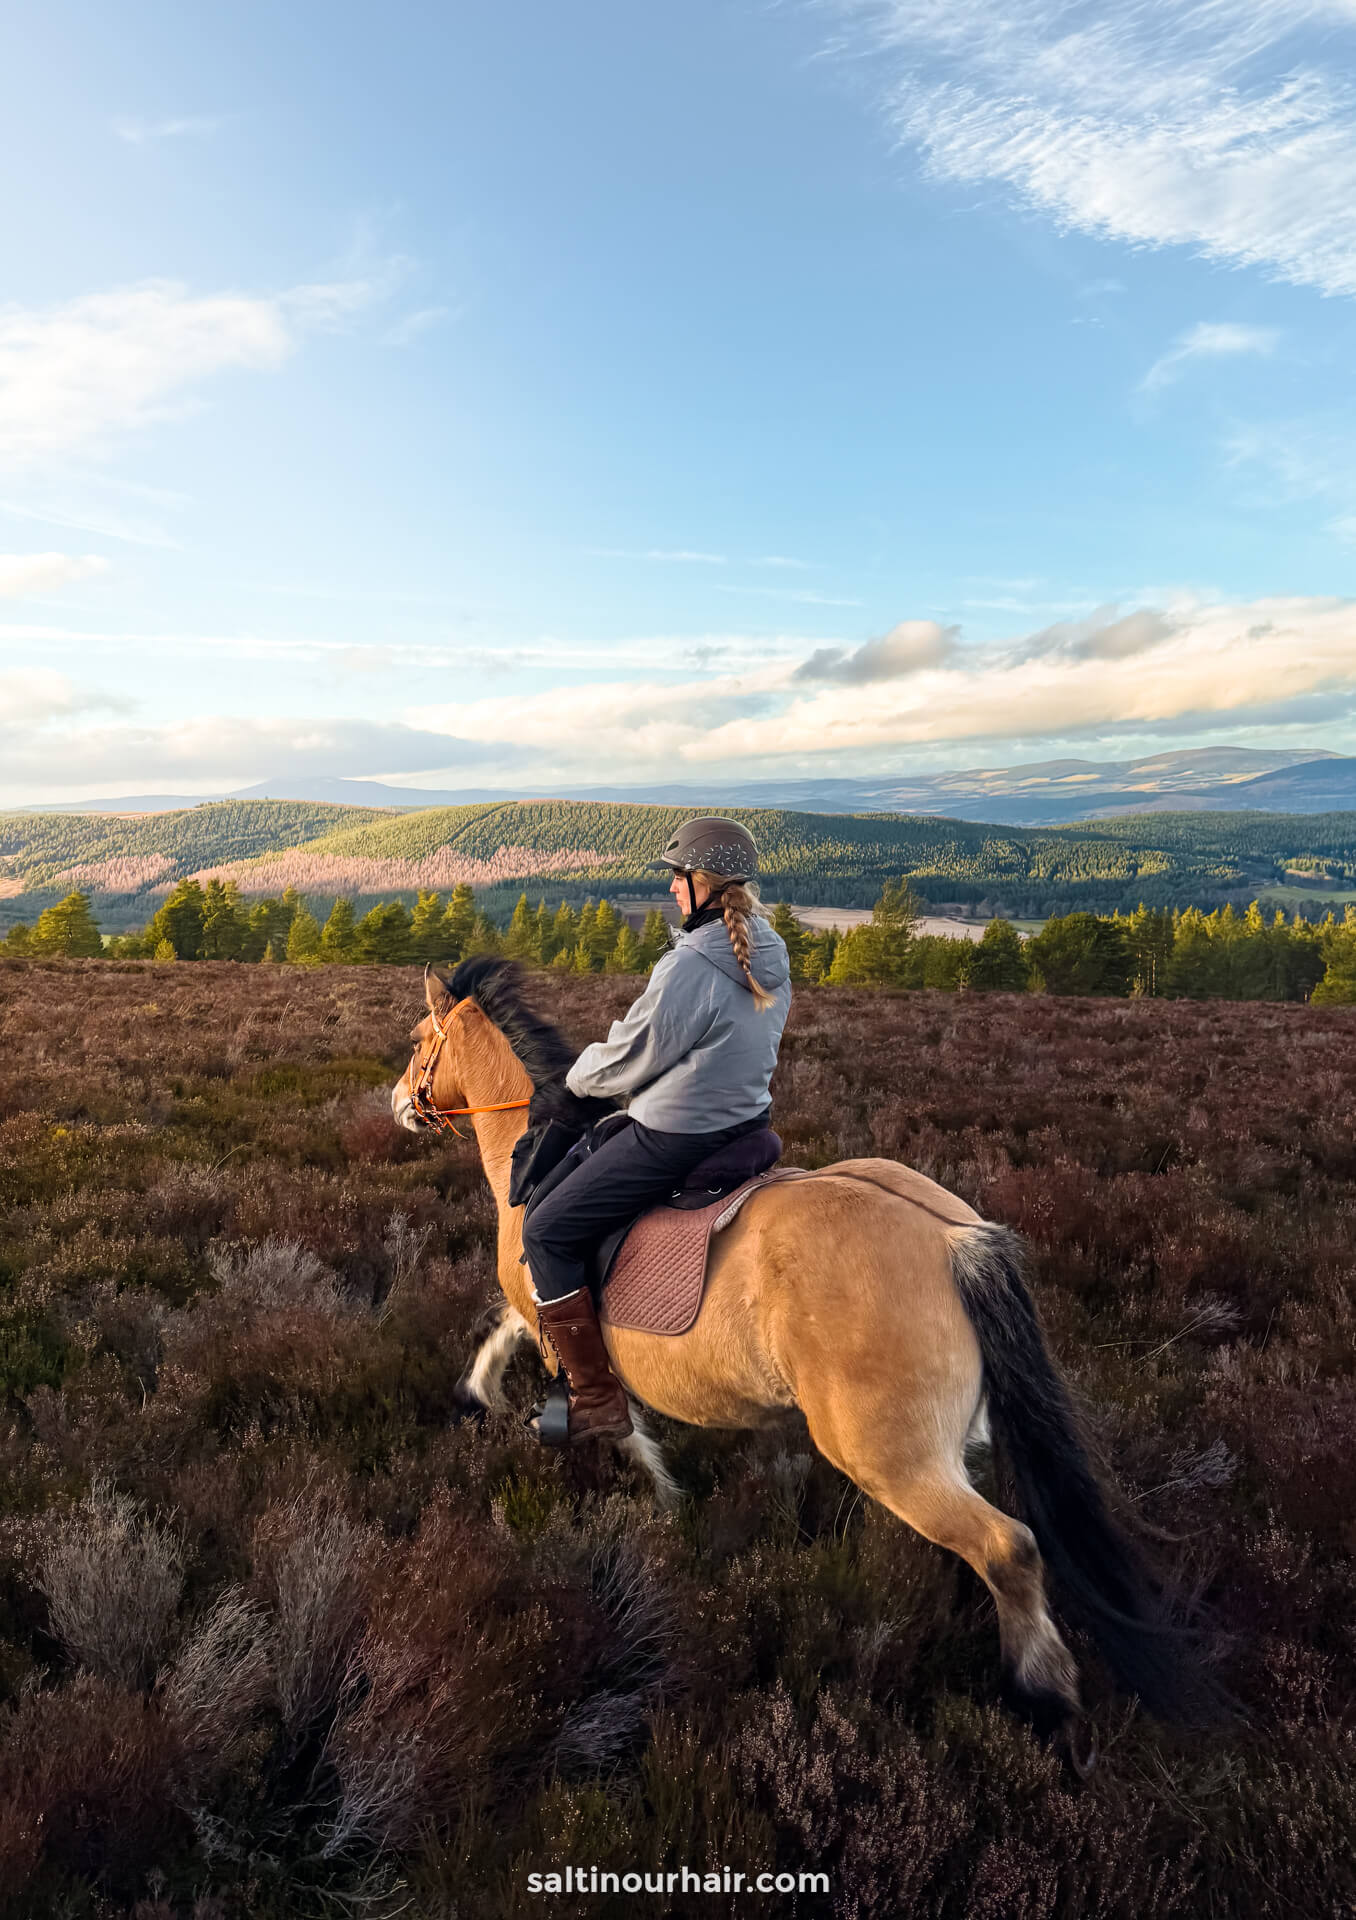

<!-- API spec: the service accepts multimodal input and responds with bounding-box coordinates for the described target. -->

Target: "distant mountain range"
[14,747,1354,825]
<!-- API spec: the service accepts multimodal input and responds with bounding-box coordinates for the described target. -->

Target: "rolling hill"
[3,796,1355,929]
[11,746,1350,824]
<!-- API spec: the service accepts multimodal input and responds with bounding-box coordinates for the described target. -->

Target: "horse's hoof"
[1058,1717,1098,1780]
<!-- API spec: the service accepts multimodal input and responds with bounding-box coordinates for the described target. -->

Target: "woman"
[524,817,792,1444]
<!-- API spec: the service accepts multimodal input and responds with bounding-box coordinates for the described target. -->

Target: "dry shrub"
[251,1486,372,1739]
[37,1478,183,1689]
[207,1235,353,1317]
[321,1490,549,1858]
[157,1585,272,1793]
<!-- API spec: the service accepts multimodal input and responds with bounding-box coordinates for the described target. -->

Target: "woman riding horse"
[523,816,791,1444]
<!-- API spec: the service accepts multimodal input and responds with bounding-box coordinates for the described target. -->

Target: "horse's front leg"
[452,1300,533,1418]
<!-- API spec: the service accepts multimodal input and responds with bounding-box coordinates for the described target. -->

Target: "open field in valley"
[0,961,1353,1916]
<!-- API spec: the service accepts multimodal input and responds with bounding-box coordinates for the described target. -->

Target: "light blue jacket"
[565,916,792,1132]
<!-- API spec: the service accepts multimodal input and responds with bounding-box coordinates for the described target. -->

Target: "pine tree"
[571,941,594,975]
[146,879,207,960]
[245,896,295,963]
[464,911,503,956]
[321,898,360,962]
[608,923,644,972]
[637,907,671,969]
[154,937,178,962]
[589,899,621,968]
[826,924,883,985]
[769,901,809,980]
[1313,905,1356,1004]
[871,878,921,985]
[532,899,553,965]
[200,880,248,960]
[574,899,598,969]
[440,884,477,961]
[504,892,536,960]
[357,901,413,964]
[3,924,32,955]
[1026,913,1132,996]
[966,918,1030,992]
[551,901,579,964]
[802,928,839,983]
[286,905,323,965]
[550,944,574,970]
[30,891,103,958]
[408,890,447,964]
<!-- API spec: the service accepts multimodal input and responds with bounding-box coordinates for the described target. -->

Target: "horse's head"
[391,964,466,1133]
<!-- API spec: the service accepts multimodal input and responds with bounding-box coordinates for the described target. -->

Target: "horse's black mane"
[443,955,617,1124]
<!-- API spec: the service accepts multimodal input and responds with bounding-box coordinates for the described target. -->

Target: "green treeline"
[781,888,1355,1004]
[8,880,1356,1004]
[6,798,1356,923]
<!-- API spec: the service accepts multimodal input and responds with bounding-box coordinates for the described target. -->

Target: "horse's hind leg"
[453,1300,531,1418]
[882,1469,1082,1733]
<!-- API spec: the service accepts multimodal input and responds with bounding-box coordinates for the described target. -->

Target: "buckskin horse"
[391,956,1196,1755]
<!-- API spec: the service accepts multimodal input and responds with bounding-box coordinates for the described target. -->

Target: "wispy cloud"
[0,553,107,597]
[833,0,1356,297]
[588,547,728,564]
[112,115,224,145]
[0,275,391,466]
[715,584,861,606]
[382,305,456,347]
[1141,321,1280,391]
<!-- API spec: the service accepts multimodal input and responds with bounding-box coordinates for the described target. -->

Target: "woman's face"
[669,869,713,911]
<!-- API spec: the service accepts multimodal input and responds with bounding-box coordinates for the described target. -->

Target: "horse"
[391,955,1196,1755]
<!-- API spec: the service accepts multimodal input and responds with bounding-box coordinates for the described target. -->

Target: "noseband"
[409,986,532,1138]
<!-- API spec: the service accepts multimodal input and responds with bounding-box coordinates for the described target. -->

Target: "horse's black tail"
[950,1222,1208,1722]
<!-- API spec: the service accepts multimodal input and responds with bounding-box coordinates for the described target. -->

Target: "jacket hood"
[679,915,791,991]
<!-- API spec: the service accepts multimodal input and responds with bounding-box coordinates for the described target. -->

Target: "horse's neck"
[450,1010,532,1259]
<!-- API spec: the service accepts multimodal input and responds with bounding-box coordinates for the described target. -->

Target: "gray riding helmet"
[649,816,759,881]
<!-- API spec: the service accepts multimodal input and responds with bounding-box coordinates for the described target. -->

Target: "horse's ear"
[424,963,455,1012]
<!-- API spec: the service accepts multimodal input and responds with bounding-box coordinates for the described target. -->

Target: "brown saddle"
[600,1166,813,1336]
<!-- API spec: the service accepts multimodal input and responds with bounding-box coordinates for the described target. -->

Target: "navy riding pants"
[522,1112,767,1302]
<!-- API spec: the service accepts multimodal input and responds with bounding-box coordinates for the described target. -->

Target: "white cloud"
[834,0,1356,296]
[0,667,100,724]
[0,275,384,466]
[1141,321,1280,391]
[416,594,1356,768]
[794,619,958,682]
[112,115,223,144]
[0,711,509,803]
[0,553,107,597]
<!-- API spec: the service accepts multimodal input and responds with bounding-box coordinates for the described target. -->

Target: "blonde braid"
[695,871,775,1010]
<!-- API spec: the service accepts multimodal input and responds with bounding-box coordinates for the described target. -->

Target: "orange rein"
[411,983,532,1138]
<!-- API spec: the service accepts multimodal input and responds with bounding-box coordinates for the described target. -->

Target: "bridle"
[408,979,531,1138]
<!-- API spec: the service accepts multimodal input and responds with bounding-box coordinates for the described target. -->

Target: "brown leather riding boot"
[534,1289,633,1442]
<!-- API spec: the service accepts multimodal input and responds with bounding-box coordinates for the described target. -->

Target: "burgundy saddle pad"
[600,1168,812,1336]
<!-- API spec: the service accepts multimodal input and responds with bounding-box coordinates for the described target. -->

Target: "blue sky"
[1,0,1354,803]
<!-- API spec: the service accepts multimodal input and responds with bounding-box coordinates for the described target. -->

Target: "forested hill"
[4,796,1355,925]
[0,801,387,897]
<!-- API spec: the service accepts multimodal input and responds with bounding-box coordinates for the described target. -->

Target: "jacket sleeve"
[565,950,713,1101]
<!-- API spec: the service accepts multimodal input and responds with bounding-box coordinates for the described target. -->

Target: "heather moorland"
[0,960,1353,1917]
